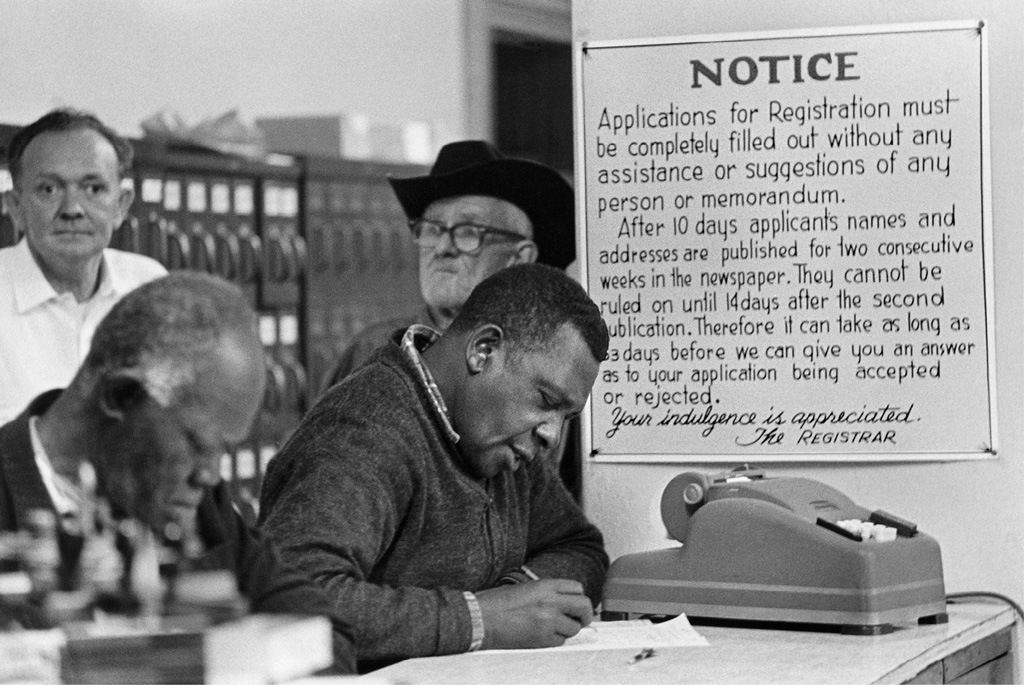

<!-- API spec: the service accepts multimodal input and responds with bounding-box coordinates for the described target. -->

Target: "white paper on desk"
[0,629,65,684]
[477,614,708,654]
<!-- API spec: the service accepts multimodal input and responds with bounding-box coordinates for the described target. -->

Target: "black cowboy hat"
[388,140,575,270]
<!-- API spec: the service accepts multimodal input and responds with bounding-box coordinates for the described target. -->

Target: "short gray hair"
[82,272,259,406]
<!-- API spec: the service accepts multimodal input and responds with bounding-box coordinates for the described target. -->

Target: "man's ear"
[4,189,25,235]
[466,324,504,374]
[98,369,150,421]
[116,183,135,224]
[512,239,538,265]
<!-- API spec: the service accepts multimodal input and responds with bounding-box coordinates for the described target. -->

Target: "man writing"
[0,108,167,423]
[260,263,608,668]
[0,272,355,673]
[320,139,575,388]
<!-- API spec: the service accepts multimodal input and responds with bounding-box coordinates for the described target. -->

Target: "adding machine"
[602,467,947,634]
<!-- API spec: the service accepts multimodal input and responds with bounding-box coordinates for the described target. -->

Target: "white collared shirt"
[0,239,166,423]
[28,415,76,519]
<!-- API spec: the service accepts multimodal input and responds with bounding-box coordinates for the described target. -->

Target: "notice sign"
[576,22,995,461]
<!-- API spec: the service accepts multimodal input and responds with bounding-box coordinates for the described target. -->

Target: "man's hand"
[475,579,593,649]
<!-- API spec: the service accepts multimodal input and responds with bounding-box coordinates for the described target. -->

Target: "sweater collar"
[400,325,460,445]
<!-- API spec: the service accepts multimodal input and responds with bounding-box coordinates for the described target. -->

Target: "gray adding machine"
[602,467,947,634]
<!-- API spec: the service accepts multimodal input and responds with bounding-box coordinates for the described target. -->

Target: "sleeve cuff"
[497,564,540,586]
[463,590,485,652]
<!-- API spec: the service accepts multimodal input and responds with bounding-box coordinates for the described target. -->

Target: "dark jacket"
[0,390,357,674]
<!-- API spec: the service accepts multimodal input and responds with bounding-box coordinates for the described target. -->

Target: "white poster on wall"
[576,22,995,462]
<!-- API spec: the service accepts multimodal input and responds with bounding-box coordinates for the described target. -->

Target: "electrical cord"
[947,591,1024,625]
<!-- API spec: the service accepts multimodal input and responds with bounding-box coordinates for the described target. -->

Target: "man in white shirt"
[0,109,166,422]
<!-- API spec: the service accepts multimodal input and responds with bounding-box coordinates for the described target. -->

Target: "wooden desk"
[368,601,1015,684]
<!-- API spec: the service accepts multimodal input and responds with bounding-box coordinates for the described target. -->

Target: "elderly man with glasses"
[319,140,575,391]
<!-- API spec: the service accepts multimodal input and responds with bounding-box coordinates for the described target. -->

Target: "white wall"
[0,0,467,144]
[576,0,1023,633]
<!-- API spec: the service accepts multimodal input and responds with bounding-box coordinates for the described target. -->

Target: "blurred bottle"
[162,518,248,625]
[0,510,55,629]
[130,525,165,626]
[21,508,60,599]
[79,500,136,618]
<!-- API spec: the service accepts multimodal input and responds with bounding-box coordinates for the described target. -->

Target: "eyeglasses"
[408,218,529,255]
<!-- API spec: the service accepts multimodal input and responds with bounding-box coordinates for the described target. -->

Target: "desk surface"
[368,601,1014,684]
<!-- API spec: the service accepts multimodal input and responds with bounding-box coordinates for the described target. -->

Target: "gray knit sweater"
[258,333,608,663]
